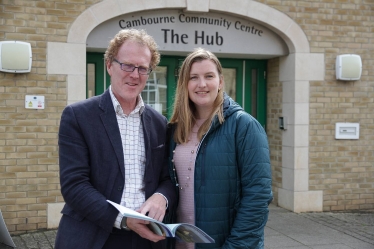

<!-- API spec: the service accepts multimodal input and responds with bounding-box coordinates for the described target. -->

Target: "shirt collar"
[109,86,145,115]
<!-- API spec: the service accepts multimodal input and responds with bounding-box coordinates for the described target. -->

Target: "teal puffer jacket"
[167,94,273,249]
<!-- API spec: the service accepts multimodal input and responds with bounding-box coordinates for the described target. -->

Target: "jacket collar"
[98,90,126,179]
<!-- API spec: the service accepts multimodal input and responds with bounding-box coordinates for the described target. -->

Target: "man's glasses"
[113,59,152,75]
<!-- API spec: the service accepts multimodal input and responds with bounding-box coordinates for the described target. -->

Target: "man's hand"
[126,218,165,243]
[125,194,167,242]
[139,193,167,221]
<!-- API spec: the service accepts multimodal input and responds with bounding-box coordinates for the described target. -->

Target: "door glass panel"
[87,63,95,98]
[141,66,167,116]
[251,69,258,118]
[222,68,236,101]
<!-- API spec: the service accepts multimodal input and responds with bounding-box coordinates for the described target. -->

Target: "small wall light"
[335,54,362,81]
[278,117,287,130]
[0,41,32,73]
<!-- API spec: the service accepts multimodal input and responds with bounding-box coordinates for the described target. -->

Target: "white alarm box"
[335,54,362,81]
[335,123,359,139]
[0,41,32,73]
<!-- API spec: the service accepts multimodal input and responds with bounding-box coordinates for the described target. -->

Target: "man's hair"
[169,48,225,144]
[104,29,160,69]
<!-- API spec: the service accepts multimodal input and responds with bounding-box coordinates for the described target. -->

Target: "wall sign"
[87,10,288,58]
[25,95,45,109]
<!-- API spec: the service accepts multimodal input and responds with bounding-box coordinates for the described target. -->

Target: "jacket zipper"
[195,123,212,187]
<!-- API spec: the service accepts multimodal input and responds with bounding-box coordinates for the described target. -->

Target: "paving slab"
[1,204,373,249]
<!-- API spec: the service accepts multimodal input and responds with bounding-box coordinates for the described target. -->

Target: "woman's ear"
[219,75,224,90]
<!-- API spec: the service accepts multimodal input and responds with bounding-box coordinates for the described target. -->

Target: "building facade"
[0,0,373,234]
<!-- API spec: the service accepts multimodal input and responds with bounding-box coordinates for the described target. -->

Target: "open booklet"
[107,200,215,243]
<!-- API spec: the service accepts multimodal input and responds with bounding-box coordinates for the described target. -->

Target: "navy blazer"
[55,90,176,249]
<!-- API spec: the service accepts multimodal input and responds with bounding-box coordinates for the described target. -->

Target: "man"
[55,29,176,249]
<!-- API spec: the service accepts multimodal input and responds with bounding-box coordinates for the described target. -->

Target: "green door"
[86,53,110,97]
[86,53,266,126]
[219,58,267,126]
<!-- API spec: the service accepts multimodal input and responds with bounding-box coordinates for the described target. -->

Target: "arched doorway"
[46,0,325,214]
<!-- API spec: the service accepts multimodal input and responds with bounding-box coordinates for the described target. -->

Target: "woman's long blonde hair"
[169,48,225,144]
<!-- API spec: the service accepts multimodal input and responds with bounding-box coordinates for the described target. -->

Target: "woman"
[167,48,273,249]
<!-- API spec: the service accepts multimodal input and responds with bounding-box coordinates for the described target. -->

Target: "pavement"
[1,203,373,249]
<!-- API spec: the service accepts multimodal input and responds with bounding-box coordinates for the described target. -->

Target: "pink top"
[174,118,206,249]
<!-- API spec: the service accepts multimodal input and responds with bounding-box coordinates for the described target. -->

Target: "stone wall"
[259,0,374,211]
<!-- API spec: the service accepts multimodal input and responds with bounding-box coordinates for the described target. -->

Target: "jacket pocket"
[153,143,165,149]
[61,206,85,222]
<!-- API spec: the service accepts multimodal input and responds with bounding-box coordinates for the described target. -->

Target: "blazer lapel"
[99,90,126,179]
[141,108,153,181]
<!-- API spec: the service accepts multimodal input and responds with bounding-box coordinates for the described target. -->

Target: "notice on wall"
[87,10,288,59]
[25,95,45,109]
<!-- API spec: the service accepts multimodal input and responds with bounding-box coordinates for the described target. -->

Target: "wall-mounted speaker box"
[0,41,32,73]
[335,54,362,81]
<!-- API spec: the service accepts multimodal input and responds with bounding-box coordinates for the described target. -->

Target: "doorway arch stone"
[47,0,324,213]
